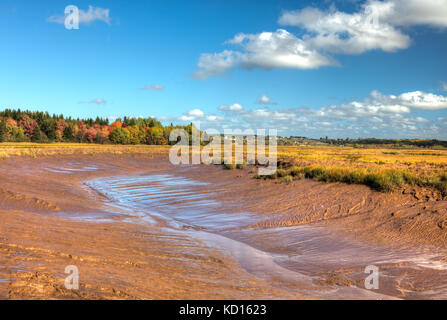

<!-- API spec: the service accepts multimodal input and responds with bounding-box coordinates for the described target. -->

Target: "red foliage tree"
[19,115,38,139]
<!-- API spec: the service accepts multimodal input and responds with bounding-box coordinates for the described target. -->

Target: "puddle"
[85,172,447,299]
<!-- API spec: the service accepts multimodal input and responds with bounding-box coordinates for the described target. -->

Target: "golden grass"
[1,143,446,194]
[270,146,447,194]
[0,143,171,158]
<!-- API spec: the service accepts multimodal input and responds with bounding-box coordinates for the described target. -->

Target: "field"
[0,143,171,158]
[271,146,447,195]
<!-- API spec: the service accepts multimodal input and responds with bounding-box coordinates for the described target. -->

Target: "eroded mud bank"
[0,154,446,299]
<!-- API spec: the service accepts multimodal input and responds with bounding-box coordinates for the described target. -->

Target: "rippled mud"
[1,154,447,299]
[86,171,447,299]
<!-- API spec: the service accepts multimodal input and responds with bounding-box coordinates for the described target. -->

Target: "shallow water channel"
[85,172,447,299]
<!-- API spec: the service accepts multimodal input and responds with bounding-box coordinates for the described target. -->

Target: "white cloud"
[179,115,195,122]
[279,0,447,55]
[194,0,447,79]
[79,98,106,105]
[278,3,410,54]
[206,115,224,121]
[240,90,446,138]
[383,0,447,28]
[162,89,447,139]
[218,103,244,113]
[47,5,111,25]
[176,109,224,124]
[441,82,447,92]
[228,29,336,69]
[193,1,447,78]
[306,90,447,121]
[141,84,165,91]
[398,91,447,110]
[438,117,447,125]
[194,29,335,79]
[193,50,240,80]
[415,117,429,123]
[90,98,107,105]
[255,94,277,105]
[187,109,205,117]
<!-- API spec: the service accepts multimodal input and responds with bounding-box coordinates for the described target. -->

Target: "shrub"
[276,169,287,177]
[236,163,246,170]
[223,163,235,170]
[279,176,293,184]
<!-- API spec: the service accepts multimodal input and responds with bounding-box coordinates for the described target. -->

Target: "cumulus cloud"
[279,3,410,54]
[279,0,447,55]
[282,90,447,138]
[47,5,111,25]
[228,29,336,69]
[141,84,165,91]
[160,89,447,138]
[255,94,277,105]
[383,0,447,28]
[214,90,447,138]
[305,90,447,122]
[177,108,224,123]
[193,29,335,79]
[398,91,447,110]
[193,50,241,80]
[187,109,205,117]
[194,0,447,78]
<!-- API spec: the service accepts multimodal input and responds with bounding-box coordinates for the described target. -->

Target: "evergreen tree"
[31,125,42,142]
[42,119,57,141]
[63,124,74,141]
[0,119,7,142]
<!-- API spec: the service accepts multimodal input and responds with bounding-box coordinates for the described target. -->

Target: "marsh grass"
[278,175,293,184]
[260,165,447,194]
[0,143,171,158]
[236,163,246,170]
[223,162,246,170]
[223,163,236,170]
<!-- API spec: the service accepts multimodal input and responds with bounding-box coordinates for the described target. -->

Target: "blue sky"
[0,0,447,138]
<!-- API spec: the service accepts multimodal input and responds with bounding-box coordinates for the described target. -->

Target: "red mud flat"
[0,153,447,299]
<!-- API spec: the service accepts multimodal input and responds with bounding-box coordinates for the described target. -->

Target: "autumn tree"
[19,114,37,140]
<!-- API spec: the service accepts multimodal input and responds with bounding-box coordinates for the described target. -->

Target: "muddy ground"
[0,153,446,299]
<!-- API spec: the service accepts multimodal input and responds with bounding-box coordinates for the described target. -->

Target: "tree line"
[318,137,447,148]
[0,109,194,145]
